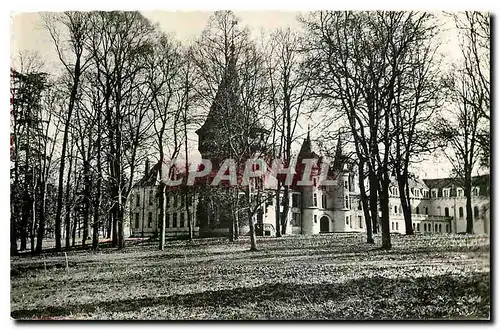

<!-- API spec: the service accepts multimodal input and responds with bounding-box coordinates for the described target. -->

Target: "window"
[413,223,416,231]
[313,193,317,207]
[423,190,429,198]
[321,195,327,208]
[292,213,300,226]
[425,207,428,215]
[431,189,437,198]
[180,213,185,227]
[414,189,420,198]
[439,224,442,232]
[417,223,420,232]
[149,190,154,206]
[459,207,464,218]
[136,194,140,207]
[423,223,427,232]
[443,189,450,198]
[358,201,362,210]
[292,194,300,208]
[148,212,153,228]
[349,215,352,228]
[445,207,449,217]
[474,206,479,218]
[345,196,349,209]
[314,215,317,223]
[435,223,438,232]
[399,205,402,214]
[391,222,394,230]
[135,213,140,228]
[395,222,399,230]
[166,213,170,228]
[359,216,363,228]
[345,216,349,225]
[394,205,398,214]
[173,195,178,207]
[416,206,420,215]
[446,224,449,233]
[473,187,479,197]
[344,180,348,189]
[173,213,178,227]
[457,188,464,197]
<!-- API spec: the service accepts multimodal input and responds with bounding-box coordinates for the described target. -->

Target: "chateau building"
[126,43,490,239]
[127,134,490,238]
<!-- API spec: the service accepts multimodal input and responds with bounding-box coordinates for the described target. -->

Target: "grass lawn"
[10,233,490,320]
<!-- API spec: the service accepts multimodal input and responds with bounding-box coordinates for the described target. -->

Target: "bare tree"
[266,28,311,237]
[43,12,92,251]
[434,11,490,234]
[303,11,439,249]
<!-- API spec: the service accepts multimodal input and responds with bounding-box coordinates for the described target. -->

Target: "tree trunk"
[275,187,281,237]
[465,175,474,234]
[159,184,166,250]
[64,143,74,249]
[82,161,91,248]
[249,213,257,251]
[186,191,193,241]
[248,185,257,251]
[358,159,373,244]
[54,60,81,252]
[20,193,29,251]
[380,172,392,250]
[397,175,413,235]
[35,183,46,254]
[369,171,379,234]
[281,186,290,235]
[71,209,77,247]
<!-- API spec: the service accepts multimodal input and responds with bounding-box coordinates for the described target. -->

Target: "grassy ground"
[10,233,490,320]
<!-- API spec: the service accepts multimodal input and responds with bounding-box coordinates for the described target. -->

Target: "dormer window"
[431,189,438,198]
[457,188,464,197]
[423,190,429,198]
[414,189,420,198]
[443,188,450,198]
[472,187,480,196]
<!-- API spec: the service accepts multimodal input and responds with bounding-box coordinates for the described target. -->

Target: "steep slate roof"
[133,161,162,188]
[423,174,490,197]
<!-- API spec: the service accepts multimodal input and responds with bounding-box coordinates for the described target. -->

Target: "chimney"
[145,158,150,176]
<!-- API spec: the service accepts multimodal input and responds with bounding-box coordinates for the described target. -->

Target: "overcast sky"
[10,11,468,179]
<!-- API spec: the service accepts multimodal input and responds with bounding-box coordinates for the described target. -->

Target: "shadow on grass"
[12,272,490,320]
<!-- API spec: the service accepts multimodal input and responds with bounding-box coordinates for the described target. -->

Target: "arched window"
[439,224,442,232]
[413,223,416,231]
[399,205,402,214]
[445,207,449,217]
[459,207,464,218]
[417,223,420,232]
[425,207,429,215]
[394,205,398,214]
[474,206,479,218]
[423,223,427,232]
[416,206,420,215]
[435,223,438,231]
[396,222,399,230]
